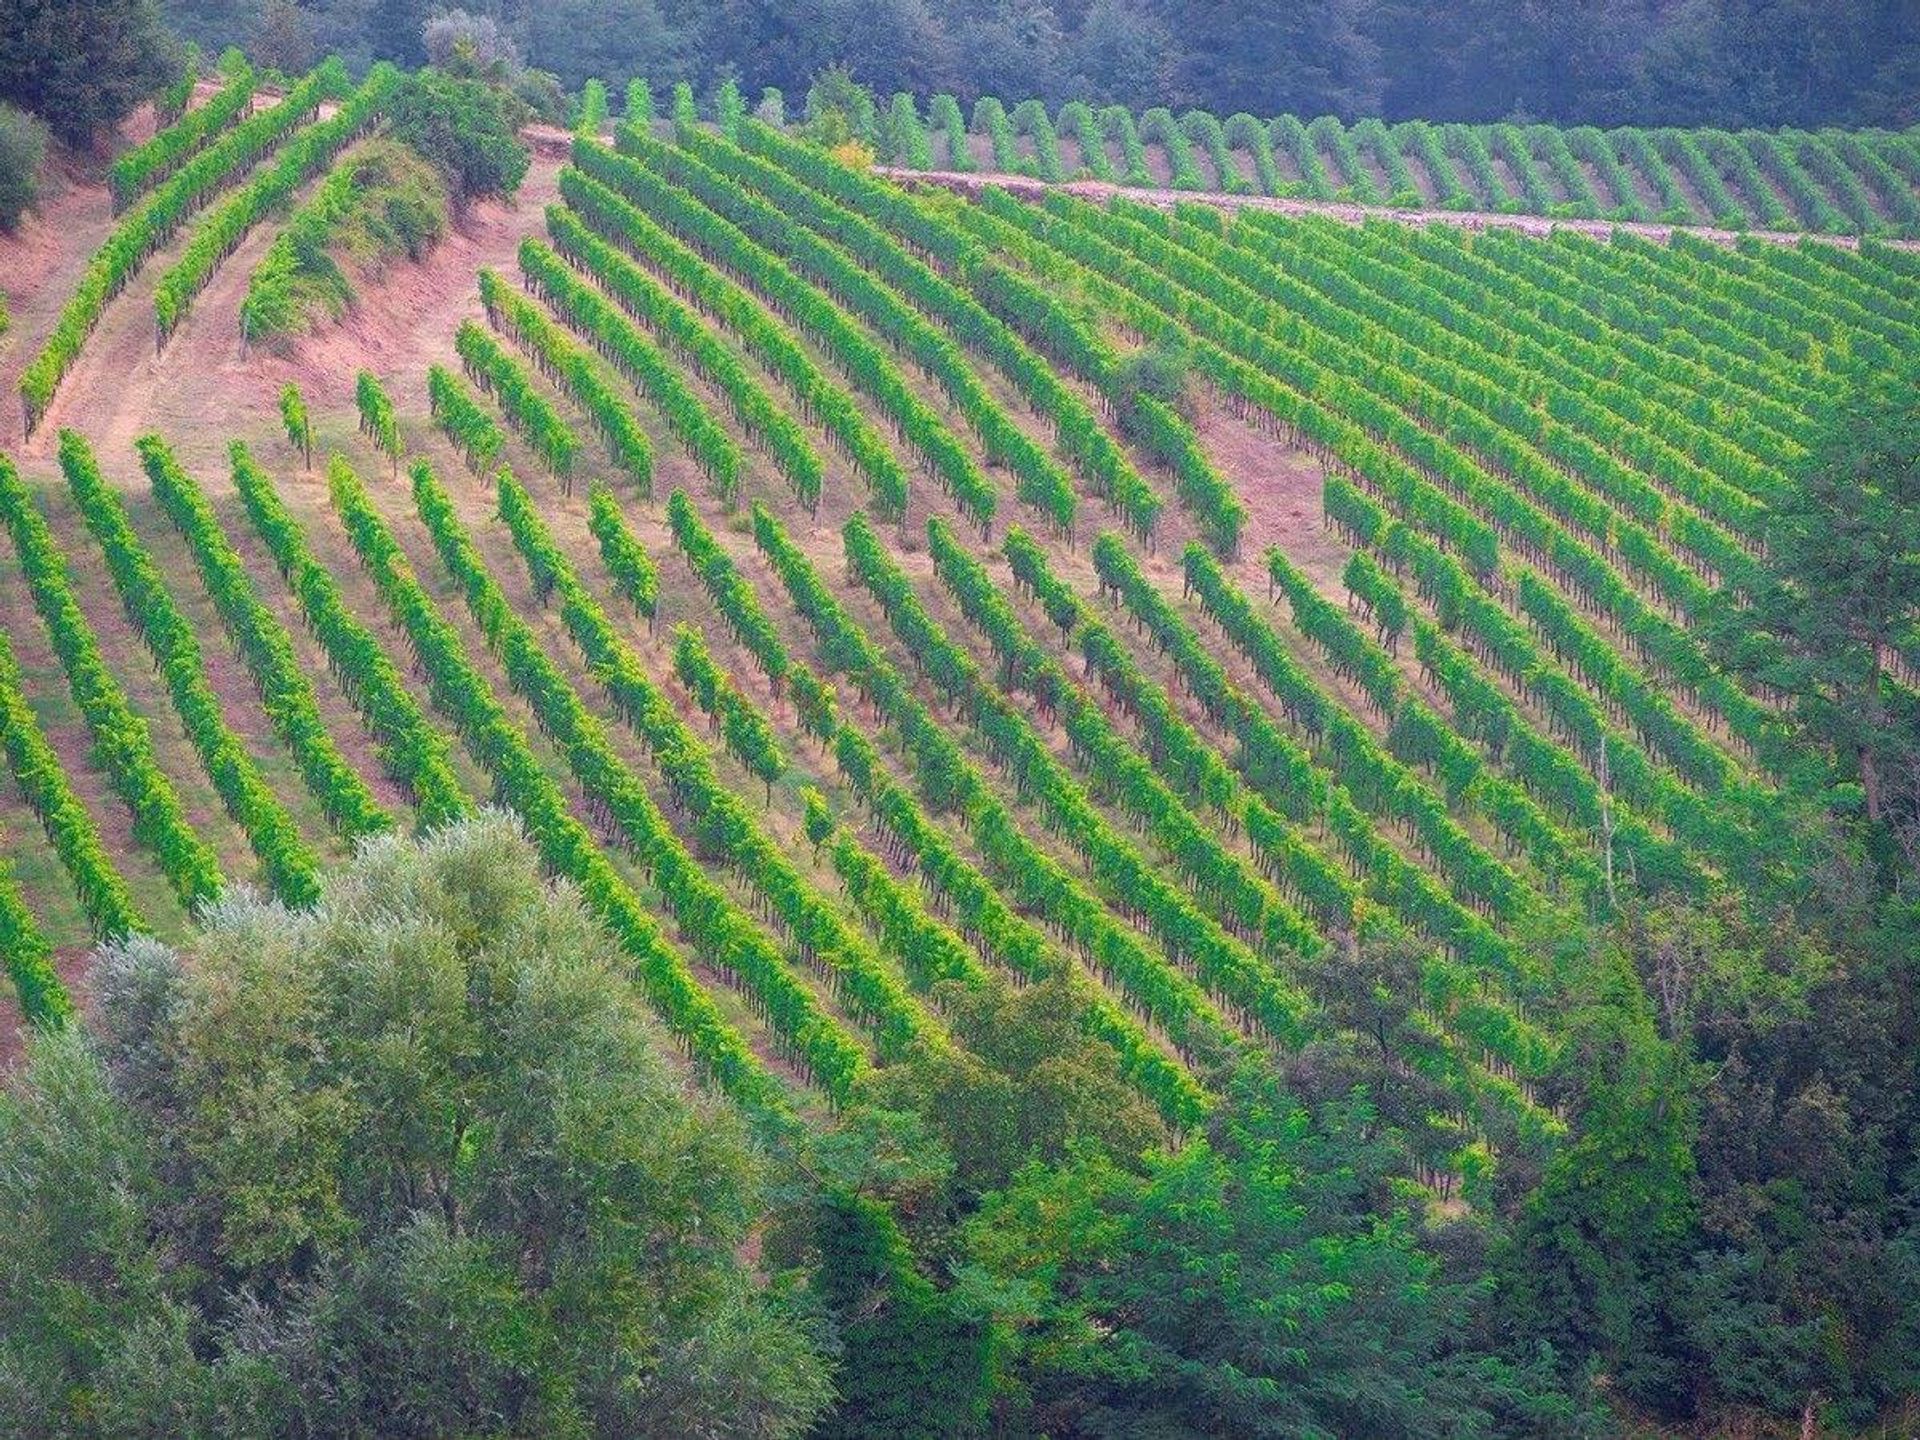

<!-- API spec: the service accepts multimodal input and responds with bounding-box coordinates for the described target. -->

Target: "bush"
[421,7,521,76]
[387,69,528,203]
[804,64,876,147]
[242,138,448,345]
[511,66,567,125]
[1110,335,1193,420]
[0,102,47,231]
[0,814,835,1437]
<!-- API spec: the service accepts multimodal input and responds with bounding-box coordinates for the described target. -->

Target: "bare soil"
[1270,142,1305,189]
[0,137,563,1054]
[278,159,562,441]
[1356,151,1395,201]
[1659,157,1716,225]
[16,153,561,479]
[1398,148,1440,205]
[1488,153,1526,205]
[1186,391,1347,587]
[1225,145,1260,191]
[0,163,120,449]
[1574,156,1620,212]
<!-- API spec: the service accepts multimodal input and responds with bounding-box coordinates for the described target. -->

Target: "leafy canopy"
[0,812,832,1438]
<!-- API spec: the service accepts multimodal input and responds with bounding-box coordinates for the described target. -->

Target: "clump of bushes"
[0,814,835,1437]
[0,102,48,231]
[388,67,528,203]
[241,138,448,345]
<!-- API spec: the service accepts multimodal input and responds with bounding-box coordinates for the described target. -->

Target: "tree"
[802,63,878,147]
[421,6,521,74]
[0,813,833,1437]
[0,0,181,146]
[864,973,1161,1196]
[1171,0,1381,118]
[248,0,318,74]
[519,0,686,94]
[1499,935,1702,1417]
[963,1065,1583,1437]
[1290,928,1490,1192]
[1718,369,1920,837]
[807,1188,999,1439]
[1615,897,1920,1429]
[1067,0,1171,106]
[0,102,47,231]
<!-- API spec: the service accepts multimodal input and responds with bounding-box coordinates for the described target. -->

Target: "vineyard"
[863,91,1920,236]
[0,60,1916,1434]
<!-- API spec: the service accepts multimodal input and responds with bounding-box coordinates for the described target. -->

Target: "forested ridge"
[153,0,1920,131]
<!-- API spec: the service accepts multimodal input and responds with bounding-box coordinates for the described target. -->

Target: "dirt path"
[878,166,1920,251]
[0,91,237,453]
[13,150,561,482]
[16,194,292,468]
[0,166,120,451]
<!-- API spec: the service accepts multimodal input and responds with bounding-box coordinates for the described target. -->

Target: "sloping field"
[2,106,1913,1192]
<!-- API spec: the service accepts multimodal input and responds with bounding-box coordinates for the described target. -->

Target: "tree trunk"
[1861,743,1882,824]
[1863,647,1886,823]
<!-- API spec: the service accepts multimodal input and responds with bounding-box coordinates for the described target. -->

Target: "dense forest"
[151,0,1920,131]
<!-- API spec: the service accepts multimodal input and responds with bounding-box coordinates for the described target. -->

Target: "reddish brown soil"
[1356,151,1394,200]
[0,169,119,449]
[1270,143,1305,188]
[276,158,561,440]
[1488,153,1526,205]
[15,152,560,479]
[1187,390,1347,585]
[0,133,564,1058]
[1574,156,1619,212]
[0,90,236,450]
[1661,158,1716,224]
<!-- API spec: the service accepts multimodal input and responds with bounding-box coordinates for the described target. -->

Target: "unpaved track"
[0,167,120,452]
[878,166,1920,251]
[9,151,560,483]
[15,197,291,468]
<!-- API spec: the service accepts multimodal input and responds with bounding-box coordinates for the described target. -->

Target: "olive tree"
[0,812,832,1438]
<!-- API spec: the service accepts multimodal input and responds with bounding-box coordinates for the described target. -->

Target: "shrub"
[511,66,567,125]
[421,6,520,76]
[0,814,836,1437]
[0,102,47,232]
[242,139,448,345]
[804,65,875,147]
[387,69,528,203]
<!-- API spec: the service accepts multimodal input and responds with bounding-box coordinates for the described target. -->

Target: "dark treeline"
[162,0,1920,132]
